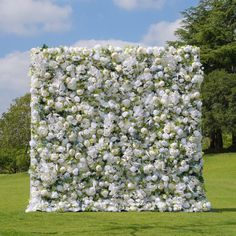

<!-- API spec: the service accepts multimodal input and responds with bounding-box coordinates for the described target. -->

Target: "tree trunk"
[209,129,223,152]
[215,128,223,151]
[230,132,236,151]
[25,143,30,171]
[209,131,216,150]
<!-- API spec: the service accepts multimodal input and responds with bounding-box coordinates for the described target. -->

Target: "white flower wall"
[26,45,211,212]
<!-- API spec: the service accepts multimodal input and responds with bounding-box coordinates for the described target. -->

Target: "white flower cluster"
[26,45,211,212]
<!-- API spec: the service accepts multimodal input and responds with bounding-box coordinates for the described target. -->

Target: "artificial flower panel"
[26,45,211,212]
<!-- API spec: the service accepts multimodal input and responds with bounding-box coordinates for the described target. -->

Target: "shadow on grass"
[211,208,236,213]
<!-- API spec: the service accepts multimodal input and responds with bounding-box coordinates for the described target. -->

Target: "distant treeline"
[0,94,30,173]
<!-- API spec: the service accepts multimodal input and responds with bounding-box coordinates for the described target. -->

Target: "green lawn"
[0,153,236,236]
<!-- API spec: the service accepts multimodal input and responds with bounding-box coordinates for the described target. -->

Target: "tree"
[170,0,236,73]
[202,70,236,151]
[228,77,236,150]
[169,0,236,151]
[0,94,31,173]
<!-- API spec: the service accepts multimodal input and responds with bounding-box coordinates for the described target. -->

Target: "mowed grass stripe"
[0,153,235,236]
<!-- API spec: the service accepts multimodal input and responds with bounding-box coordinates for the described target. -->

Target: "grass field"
[0,153,236,236]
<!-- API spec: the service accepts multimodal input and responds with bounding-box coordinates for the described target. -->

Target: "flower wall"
[26,45,211,212]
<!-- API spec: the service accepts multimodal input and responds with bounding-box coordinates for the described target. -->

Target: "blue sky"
[0,0,198,114]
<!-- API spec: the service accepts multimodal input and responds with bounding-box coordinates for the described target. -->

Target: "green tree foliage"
[202,70,236,151]
[169,0,236,151]
[0,94,31,173]
[170,0,236,73]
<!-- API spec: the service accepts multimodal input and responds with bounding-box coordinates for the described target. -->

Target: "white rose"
[162,175,169,182]
[122,99,130,107]
[130,166,136,173]
[37,126,48,137]
[69,149,76,156]
[76,89,84,95]
[127,183,135,190]
[151,175,158,181]
[41,189,50,197]
[141,127,148,135]
[128,127,135,134]
[60,166,66,173]
[44,72,51,79]
[96,165,102,172]
[51,191,59,199]
[101,190,108,198]
[86,187,96,196]
[55,102,64,111]
[76,114,82,122]
[72,168,79,175]
[51,153,58,161]
[84,140,90,147]
[67,78,77,90]
[157,71,164,77]
[75,152,81,159]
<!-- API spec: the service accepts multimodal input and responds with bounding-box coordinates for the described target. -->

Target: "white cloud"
[0,26,183,114]
[73,39,141,47]
[0,39,141,114]
[0,51,30,114]
[142,19,181,46]
[113,0,166,10]
[0,0,72,35]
